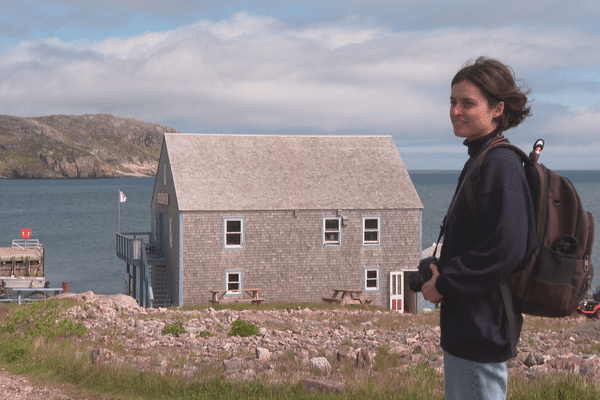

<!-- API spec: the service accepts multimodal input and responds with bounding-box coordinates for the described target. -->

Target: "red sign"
[21,229,32,239]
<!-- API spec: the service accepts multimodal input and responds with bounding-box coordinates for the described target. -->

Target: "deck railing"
[116,232,150,266]
[116,232,159,308]
[12,239,43,251]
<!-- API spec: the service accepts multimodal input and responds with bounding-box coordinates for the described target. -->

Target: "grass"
[0,300,598,399]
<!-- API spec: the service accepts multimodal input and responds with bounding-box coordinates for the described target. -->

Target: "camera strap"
[432,216,445,258]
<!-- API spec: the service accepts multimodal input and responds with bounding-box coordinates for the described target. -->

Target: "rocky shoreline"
[2,291,599,398]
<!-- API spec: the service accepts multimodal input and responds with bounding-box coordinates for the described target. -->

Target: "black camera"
[408,256,439,293]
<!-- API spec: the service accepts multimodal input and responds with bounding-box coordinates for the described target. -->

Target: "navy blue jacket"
[435,133,537,363]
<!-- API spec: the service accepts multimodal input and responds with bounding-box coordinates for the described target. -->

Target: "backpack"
[464,138,595,320]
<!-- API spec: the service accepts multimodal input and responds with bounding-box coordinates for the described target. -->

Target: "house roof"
[164,134,423,211]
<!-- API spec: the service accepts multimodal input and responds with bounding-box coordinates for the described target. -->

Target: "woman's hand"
[422,264,443,304]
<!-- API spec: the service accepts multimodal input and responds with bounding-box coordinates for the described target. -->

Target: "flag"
[119,190,127,203]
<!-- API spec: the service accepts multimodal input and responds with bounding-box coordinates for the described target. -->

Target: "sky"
[1,1,599,170]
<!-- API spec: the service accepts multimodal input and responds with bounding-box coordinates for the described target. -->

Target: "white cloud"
[1,11,600,168]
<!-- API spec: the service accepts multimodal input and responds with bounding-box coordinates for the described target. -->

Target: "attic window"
[363,216,381,246]
[323,217,342,246]
[224,218,244,249]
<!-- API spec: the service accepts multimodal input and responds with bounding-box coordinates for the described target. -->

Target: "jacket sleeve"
[435,148,533,299]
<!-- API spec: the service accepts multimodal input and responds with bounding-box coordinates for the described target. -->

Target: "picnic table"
[322,289,373,307]
[209,288,265,305]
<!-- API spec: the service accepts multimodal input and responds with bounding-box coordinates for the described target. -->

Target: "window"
[323,217,342,246]
[365,268,380,291]
[363,216,381,246]
[224,218,244,248]
[226,271,242,294]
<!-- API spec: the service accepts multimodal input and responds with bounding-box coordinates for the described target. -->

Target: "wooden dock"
[0,239,46,288]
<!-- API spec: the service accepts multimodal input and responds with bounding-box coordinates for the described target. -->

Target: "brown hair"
[452,57,532,131]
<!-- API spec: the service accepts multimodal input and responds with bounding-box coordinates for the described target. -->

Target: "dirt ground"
[0,369,104,400]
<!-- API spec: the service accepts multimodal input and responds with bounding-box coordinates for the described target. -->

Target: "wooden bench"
[209,288,265,305]
[323,289,373,307]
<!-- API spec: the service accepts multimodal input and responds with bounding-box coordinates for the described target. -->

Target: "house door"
[390,270,420,313]
[390,271,403,312]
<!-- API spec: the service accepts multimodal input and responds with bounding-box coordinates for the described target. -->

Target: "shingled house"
[144,134,423,310]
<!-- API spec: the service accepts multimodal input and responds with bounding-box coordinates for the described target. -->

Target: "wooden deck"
[0,239,45,280]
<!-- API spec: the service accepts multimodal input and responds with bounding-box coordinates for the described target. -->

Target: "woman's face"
[450,80,504,141]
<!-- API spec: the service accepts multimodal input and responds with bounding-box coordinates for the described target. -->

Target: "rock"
[356,348,374,369]
[579,357,600,381]
[524,352,545,367]
[256,347,271,361]
[223,358,244,373]
[336,345,356,362]
[309,357,332,376]
[91,348,115,365]
[301,379,345,394]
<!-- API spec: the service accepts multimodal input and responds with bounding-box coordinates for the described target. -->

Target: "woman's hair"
[452,57,532,131]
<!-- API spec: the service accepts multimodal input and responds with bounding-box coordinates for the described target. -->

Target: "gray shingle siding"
[180,208,420,307]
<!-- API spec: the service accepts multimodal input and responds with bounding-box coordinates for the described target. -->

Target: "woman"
[422,57,537,399]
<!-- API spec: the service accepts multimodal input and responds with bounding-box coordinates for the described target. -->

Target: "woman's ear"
[494,101,505,117]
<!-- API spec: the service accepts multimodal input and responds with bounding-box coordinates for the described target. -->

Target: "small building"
[119,134,423,311]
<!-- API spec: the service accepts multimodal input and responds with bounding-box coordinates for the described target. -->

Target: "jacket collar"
[464,131,505,158]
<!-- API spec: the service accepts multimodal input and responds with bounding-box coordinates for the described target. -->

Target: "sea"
[1,172,599,301]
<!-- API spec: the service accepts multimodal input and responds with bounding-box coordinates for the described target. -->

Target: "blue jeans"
[443,351,508,400]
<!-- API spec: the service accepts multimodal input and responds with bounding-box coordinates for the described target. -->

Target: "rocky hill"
[0,114,179,178]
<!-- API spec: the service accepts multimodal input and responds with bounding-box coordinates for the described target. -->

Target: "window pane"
[366,279,377,288]
[367,270,378,279]
[228,281,240,291]
[226,233,241,245]
[325,232,339,242]
[325,219,339,230]
[227,220,241,233]
[364,232,378,242]
[365,219,378,230]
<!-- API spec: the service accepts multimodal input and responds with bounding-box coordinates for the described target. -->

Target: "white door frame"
[390,270,419,313]
[390,271,404,312]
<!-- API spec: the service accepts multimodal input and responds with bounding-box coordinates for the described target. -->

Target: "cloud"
[1,10,599,168]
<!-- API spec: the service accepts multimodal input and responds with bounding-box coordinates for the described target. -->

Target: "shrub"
[0,300,87,339]
[228,319,259,337]
[162,322,186,336]
[1,338,30,363]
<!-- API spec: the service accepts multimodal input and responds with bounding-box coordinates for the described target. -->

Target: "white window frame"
[225,270,243,295]
[223,217,245,249]
[322,216,342,247]
[364,267,380,291]
[362,216,382,246]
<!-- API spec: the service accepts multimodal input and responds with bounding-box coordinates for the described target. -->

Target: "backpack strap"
[463,140,532,214]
